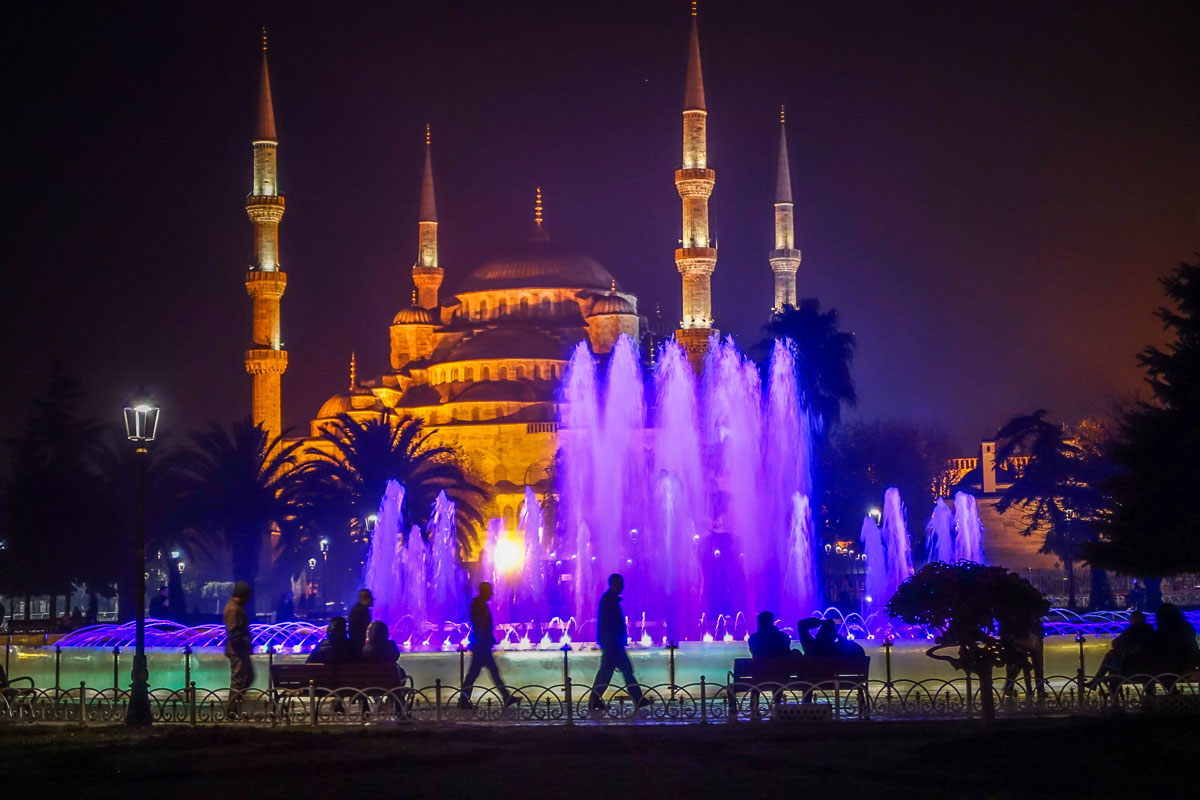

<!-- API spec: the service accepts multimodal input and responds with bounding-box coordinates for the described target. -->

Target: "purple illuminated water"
[559,335,817,641]
[952,491,986,563]
[925,497,954,564]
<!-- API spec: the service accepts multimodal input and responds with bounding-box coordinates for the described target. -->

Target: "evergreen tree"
[1089,258,1200,575]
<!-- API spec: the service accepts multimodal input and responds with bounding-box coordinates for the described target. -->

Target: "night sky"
[3,1,1197,452]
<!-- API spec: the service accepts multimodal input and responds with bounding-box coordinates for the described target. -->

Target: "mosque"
[240,12,800,528]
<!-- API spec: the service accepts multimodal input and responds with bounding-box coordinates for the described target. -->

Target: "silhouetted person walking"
[590,573,646,710]
[460,582,512,709]
[223,582,253,717]
[349,589,373,659]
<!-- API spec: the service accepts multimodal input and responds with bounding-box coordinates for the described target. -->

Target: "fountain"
[952,491,986,563]
[925,497,954,564]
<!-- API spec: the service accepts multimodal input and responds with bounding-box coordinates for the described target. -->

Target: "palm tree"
[168,418,303,612]
[296,413,486,557]
[994,410,1106,609]
[755,299,857,434]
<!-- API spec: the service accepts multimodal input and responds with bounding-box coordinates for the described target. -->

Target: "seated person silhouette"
[797,618,865,658]
[306,617,351,664]
[1089,611,1157,689]
[748,611,792,659]
[1153,603,1200,679]
[362,620,407,685]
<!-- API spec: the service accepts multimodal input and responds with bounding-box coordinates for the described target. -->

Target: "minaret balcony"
[245,270,287,297]
[244,347,289,374]
[769,249,802,268]
[245,194,286,223]
[674,168,715,197]
[675,247,717,274]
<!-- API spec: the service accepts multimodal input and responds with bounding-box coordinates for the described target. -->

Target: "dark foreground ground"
[2,717,1196,799]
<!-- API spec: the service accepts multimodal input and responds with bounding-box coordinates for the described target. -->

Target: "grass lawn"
[1,716,1196,799]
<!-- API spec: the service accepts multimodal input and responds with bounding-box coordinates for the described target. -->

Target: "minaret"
[244,29,288,442]
[412,124,443,310]
[674,3,717,370]
[770,105,801,312]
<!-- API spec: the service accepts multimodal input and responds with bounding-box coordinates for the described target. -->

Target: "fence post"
[435,679,442,722]
[700,676,707,725]
[189,681,196,727]
[964,666,974,724]
[728,677,737,720]
[459,647,466,685]
[1076,633,1087,709]
[112,646,120,696]
[267,639,274,691]
[564,675,573,727]
[54,645,62,698]
[184,645,192,693]
[79,681,87,728]
[4,627,10,679]
[884,637,894,707]
[309,680,317,728]
[834,677,841,722]
[669,641,677,700]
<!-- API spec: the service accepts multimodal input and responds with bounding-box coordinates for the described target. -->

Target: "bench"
[270,662,413,718]
[728,656,870,719]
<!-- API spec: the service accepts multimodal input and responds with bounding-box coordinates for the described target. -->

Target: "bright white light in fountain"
[495,538,523,573]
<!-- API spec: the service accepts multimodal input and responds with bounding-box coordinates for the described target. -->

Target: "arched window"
[516,366,525,380]
[466,367,475,381]
[480,299,489,319]
[533,364,541,380]
[499,366,508,380]
[539,297,551,316]
[520,297,530,315]
[471,407,479,421]
[482,366,491,380]
[499,299,508,316]
[452,368,460,382]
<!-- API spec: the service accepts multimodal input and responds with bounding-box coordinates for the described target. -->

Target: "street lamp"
[319,537,330,614]
[123,391,159,726]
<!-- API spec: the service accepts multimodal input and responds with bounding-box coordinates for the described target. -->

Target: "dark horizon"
[3,0,1197,452]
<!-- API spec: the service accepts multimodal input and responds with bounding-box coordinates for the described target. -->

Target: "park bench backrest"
[730,656,870,685]
[270,662,405,690]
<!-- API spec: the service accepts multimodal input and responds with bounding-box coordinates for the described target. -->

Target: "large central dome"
[462,227,616,292]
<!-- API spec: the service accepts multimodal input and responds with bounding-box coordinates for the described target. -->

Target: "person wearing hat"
[348,588,374,659]
[224,581,253,716]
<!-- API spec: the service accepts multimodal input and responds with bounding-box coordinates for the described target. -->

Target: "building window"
[540,297,550,315]
[480,300,489,319]
[471,407,479,421]
[520,297,530,315]
[466,366,474,381]
[516,366,525,380]
[452,368,459,382]
[482,366,491,380]
[499,299,508,316]
[533,364,541,380]
[499,366,508,380]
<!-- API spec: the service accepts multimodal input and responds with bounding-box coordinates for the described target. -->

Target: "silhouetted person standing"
[223,582,253,717]
[348,589,373,658]
[148,586,169,619]
[460,582,512,708]
[590,573,645,710]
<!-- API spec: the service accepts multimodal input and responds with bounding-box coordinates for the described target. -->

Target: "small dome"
[588,294,635,316]
[393,305,435,325]
[316,387,384,419]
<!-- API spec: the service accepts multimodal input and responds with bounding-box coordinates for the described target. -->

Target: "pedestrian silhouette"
[306,617,350,664]
[348,589,373,658]
[460,582,513,709]
[590,573,647,710]
[223,582,253,717]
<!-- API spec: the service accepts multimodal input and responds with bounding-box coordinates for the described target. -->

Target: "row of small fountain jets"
[358,335,988,650]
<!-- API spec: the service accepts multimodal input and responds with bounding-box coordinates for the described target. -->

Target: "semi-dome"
[588,294,635,316]
[462,227,617,292]
[316,387,384,419]
[392,305,435,325]
[446,326,566,362]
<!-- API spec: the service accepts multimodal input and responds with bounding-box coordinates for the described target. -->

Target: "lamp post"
[123,392,159,726]
[319,537,331,615]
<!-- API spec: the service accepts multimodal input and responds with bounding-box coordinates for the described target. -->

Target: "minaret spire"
[349,352,357,391]
[412,124,443,309]
[674,4,718,370]
[244,32,288,442]
[770,106,801,312]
